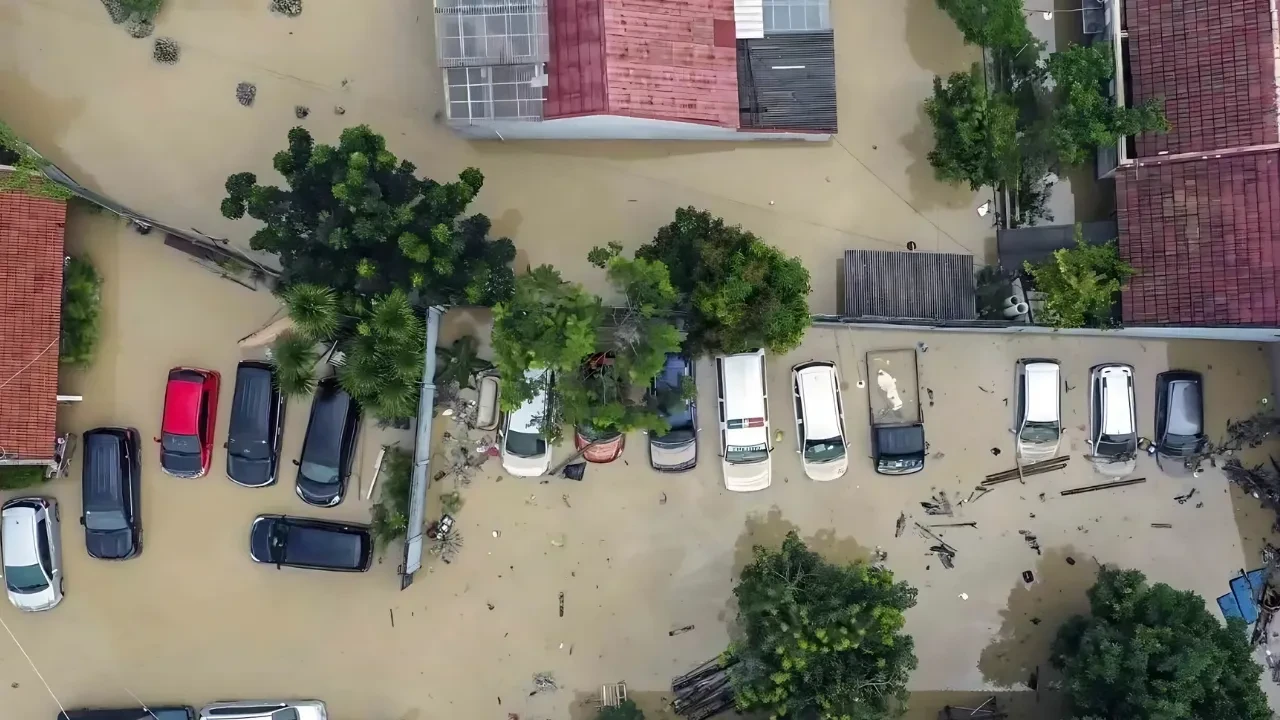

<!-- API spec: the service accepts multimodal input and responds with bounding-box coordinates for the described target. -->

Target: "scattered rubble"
[295,105,310,119]
[894,512,906,537]
[1061,477,1146,496]
[1019,530,1041,555]
[127,17,155,39]
[921,490,953,516]
[236,82,257,107]
[668,624,695,636]
[270,0,303,16]
[983,455,1069,486]
[152,37,180,64]
[1151,523,1173,529]
[531,672,557,694]
[334,105,346,115]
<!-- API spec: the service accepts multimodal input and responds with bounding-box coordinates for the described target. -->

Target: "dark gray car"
[294,378,361,508]
[226,361,285,488]
[1155,370,1205,472]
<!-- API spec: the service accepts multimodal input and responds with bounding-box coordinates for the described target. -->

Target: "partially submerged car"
[1015,359,1062,462]
[295,378,361,507]
[1155,370,1206,472]
[2,496,64,612]
[573,353,627,463]
[199,701,327,720]
[81,427,144,560]
[792,361,848,481]
[1089,363,1138,476]
[59,706,195,720]
[716,349,772,492]
[250,515,373,572]
[501,368,554,477]
[648,353,698,472]
[226,361,285,488]
[157,367,220,478]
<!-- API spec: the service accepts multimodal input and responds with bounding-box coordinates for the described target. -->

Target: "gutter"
[399,305,443,590]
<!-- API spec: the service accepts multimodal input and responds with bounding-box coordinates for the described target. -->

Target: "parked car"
[81,427,143,560]
[1088,363,1138,476]
[59,707,195,720]
[226,361,285,488]
[157,367,221,478]
[715,349,772,492]
[573,353,626,463]
[249,514,373,572]
[1015,359,1062,462]
[295,378,362,507]
[1,496,64,612]
[648,353,698,472]
[501,368,554,477]
[792,361,849,481]
[1155,370,1206,472]
[198,701,327,720]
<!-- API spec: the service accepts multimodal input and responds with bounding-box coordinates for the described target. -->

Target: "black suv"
[80,427,143,560]
[59,707,195,720]
[250,514,373,572]
[226,361,285,488]
[295,377,361,507]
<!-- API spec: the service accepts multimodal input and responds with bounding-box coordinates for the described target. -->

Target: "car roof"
[719,351,767,446]
[1024,361,1059,423]
[230,363,274,439]
[83,432,126,509]
[796,363,842,440]
[1098,365,1134,435]
[509,368,549,434]
[303,380,352,465]
[1,505,40,566]
[163,371,205,435]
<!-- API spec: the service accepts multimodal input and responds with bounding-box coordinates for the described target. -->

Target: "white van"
[1089,363,1138,476]
[791,361,848,481]
[501,368,554,477]
[1015,359,1061,462]
[715,349,771,492]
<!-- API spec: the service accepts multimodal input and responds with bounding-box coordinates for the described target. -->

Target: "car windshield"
[84,509,130,532]
[1096,434,1135,456]
[1162,433,1200,453]
[267,523,289,562]
[653,428,695,446]
[505,430,547,459]
[3,563,47,593]
[1020,421,1060,444]
[161,432,200,455]
[803,437,846,463]
[726,445,768,464]
[299,460,339,485]
[229,435,271,461]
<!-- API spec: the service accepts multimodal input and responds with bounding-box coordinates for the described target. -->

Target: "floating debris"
[984,455,1069,485]
[1019,530,1041,555]
[1151,523,1173,529]
[152,37,180,64]
[928,521,977,528]
[270,0,303,16]
[895,512,907,538]
[236,82,258,107]
[668,624,695,636]
[127,17,155,39]
[1175,488,1198,504]
[295,105,310,119]
[921,490,953,516]
[334,105,346,115]
[1061,477,1147,496]
[990,447,1001,456]
[558,591,564,617]
[531,672,558,694]
[1022,570,1035,583]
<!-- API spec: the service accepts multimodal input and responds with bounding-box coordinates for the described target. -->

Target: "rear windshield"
[84,509,130,532]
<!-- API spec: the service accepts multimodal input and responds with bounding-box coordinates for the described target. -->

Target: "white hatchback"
[716,349,772,492]
[1,496,64,612]
[791,361,849,481]
[1089,363,1138,476]
[500,368,554,477]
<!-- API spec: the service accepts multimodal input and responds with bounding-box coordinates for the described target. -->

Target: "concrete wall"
[449,114,830,141]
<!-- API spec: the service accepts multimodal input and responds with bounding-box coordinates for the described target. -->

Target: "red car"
[156,367,221,478]
[573,353,626,463]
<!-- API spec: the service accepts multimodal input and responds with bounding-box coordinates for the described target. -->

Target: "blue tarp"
[1217,568,1266,624]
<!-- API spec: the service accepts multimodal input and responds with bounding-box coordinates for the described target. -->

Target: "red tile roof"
[0,190,65,460]
[1118,151,1280,326]
[545,0,740,126]
[1125,0,1279,156]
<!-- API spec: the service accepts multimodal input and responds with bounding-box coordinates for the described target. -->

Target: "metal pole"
[400,305,443,590]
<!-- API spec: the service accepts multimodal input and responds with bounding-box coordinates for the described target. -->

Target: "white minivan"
[716,349,772,492]
[791,361,849,481]
[500,368,554,477]
[1089,363,1138,476]
[1015,359,1062,462]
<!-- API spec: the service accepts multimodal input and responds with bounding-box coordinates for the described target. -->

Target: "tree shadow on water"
[977,545,1097,690]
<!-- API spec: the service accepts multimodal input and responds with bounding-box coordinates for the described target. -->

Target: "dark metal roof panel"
[996,220,1117,273]
[842,250,976,321]
[737,31,837,132]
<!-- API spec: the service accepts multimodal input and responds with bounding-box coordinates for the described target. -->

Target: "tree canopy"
[728,531,918,720]
[637,207,810,355]
[935,0,1034,50]
[925,64,1022,191]
[1023,225,1132,328]
[1052,566,1270,720]
[220,125,515,306]
[1047,44,1168,166]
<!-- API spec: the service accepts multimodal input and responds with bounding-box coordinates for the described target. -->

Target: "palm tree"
[435,334,491,390]
[280,283,340,342]
[269,331,319,397]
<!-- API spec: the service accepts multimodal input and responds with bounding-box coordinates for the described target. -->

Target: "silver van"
[2,496,64,612]
[715,349,771,492]
[1089,363,1138,476]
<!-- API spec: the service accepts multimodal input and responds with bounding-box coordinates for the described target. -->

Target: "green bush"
[1024,225,1133,328]
[119,0,163,21]
[0,466,46,489]
[60,255,103,367]
[370,447,413,548]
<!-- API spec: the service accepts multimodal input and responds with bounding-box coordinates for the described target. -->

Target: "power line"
[0,610,68,717]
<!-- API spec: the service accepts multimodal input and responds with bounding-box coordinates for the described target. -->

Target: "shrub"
[0,466,46,490]
[1024,225,1133,328]
[925,64,1021,191]
[370,447,413,548]
[60,256,103,367]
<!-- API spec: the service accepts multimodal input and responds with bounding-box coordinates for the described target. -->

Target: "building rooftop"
[1117,0,1280,327]
[0,189,64,461]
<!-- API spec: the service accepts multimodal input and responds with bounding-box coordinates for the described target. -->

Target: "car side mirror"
[78,517,84,526]
[276,562,282,570]
[222,442,228,449]
[153,436,161,444]
[292,459,300,466]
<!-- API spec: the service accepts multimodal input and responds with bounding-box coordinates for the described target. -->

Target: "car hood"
[86,528,136,560]
[502,448,551,477]
[802,457,848,481]
[650,438,697,471]
[8,584,59,612]
[296,475,343,507]
[1017,440,1062,464]
[1091,456,1137,477]
[228,455,275,487]
[723,458,771,492]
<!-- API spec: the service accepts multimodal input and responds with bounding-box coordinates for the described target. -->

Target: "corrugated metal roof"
[842,250,976,321]
[996,221,1117,273]
[737,31,836,132]
[734,0,764,38]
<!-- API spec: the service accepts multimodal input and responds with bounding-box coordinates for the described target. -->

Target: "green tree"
[637,207,810,354]
[727,531,918,720]
[1052,566,1270,720]
[491,266,602,418]
[935,0,1034,50]
[280,283,340,342]
[925,65,1022,190]
[590,242,683,385]
[596,700,644,720]
[60,256,102,367]
[269,331,320,398]
[1023,225,1133,328]
[220,125,515,307]
[1047,44,1168,166]
[369,447,412,549]
[338,289,425,421]
[434,334,491,391]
